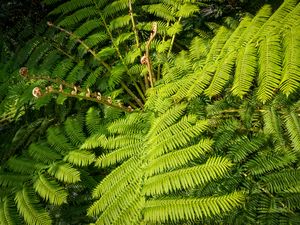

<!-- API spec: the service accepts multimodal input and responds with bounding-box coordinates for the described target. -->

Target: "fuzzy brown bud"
[140,55,148,65]
[71,86,77,95]
[32,87,42,98]
[107,96,112,104]
[96,92,101,100]
[59,84,63,92]
[85,88,91,97]
[151,22,158,34]
[128,106,133,112]
[19,67,28,77]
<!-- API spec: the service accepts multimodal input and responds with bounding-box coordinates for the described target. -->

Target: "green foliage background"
[0,0,300,224]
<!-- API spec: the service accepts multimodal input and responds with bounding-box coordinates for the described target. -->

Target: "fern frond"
[176,3,199,18]
[109,15,131,30]
[28,143,62,163]
[80,133,107,150]
[237,5,272,46]
[258,0,298,35]
[47,127,74,153]
[174,66,212,101]
[0,197,20,225]
[228,135,265,162]
[88,179,140,220]
[7,158,43,175]
[15,37,42,66]
[78,32,109,55]
[89,178,141,217]
[261,169,300,192]
[109,64,126,87]
[93,157,140,197]
[257,33,282,103]
[73,19,102,38]
[189,37,209,61]
[49,0,93,15]
[108,113,148,135]
[104,134,144,149]
[147,119,209,159]
[85,107,104,134]
[143,157,232,196]
[64,117,86,146]
[245,150,297,175]
[115,32,134,46]
[0,174,29,188]
[58,7,98,27]
[280,26,300,95]
[204,50,236,97]
[15,187,51,225]
[39,50,62,73]
[176,27,232,100]
[110,196,144,225]
[263,107,286,147]
[83,67,103,88]
[102,0,128,18]
[96,143,143,167]
[33,174,68,205]
[143,192,244,223]
[52,58,74,79]
[231,42,257,98]
[149,114,198,143]
[205,26,233,65]
[27,42,52,68]
[64,150,95,166]
[145,138,213,177]
[95,47,116,60]
[148,103,187,137]
[47,162,81,184]
[145,4,176,21]
[65,60,86,83]
[284,111,300,152]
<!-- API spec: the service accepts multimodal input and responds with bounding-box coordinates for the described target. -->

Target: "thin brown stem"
[167,17,182,57]
[144,22,158,88]
[95,14,146,102]
[29,76,134,113]
[128,0,140,48]
[47,21,143,107]
[47,22,111,71]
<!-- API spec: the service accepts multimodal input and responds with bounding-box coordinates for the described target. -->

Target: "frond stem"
[145,22,158,87]
[168,17,182,57]
[96,12,146,103]
[28,76,134,113]
[128,0,140,48]
[47,22,143,108]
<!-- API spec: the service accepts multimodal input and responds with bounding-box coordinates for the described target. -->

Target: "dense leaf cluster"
[0,0,300,224]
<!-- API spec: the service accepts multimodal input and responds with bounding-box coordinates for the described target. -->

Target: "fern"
[15,187,52,225]
[0,197,20,225]
[143,192,244,223]
[85,104,244,224]
[2,1,300,224]
[257,33,282,103]
[284,110,300,152]
[143,157,233,195]
[261,170,300,193]
[64,150,95,167]
[33,174,68,205]
[48,162,81,184]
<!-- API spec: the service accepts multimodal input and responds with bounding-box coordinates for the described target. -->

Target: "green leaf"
[15,187,51,225]
[48,162,81,183]
[64,150,95,166]
[34,174,68,205]
[144,192,245,223]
